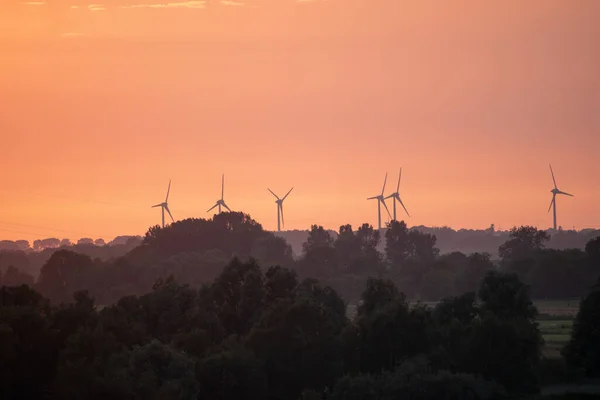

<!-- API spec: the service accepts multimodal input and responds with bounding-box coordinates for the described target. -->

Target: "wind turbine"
[268,187,293,232]
[367,172,392,230]
[151,179,174,229]
[548,164,573,230]
[385,167,410,221]
[207,174,232,214]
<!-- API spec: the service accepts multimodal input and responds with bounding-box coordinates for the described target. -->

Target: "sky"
[1,0,599,241]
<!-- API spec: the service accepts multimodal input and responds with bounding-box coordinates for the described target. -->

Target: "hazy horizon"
[2,0,599,241]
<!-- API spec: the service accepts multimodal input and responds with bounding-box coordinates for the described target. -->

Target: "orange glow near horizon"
[1,0,599,241]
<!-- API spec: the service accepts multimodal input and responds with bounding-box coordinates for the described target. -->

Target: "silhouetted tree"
[0,240,20,251]
[586,236,600,268]
[0,285,57,399]
[499,226,550,261]
[331,361,506,400]
[264,265,298,305]
[433,292,478,326]
[385,220,411,267]
[54,324,125,400]
[250,234,295,270]
[302,225,335,254]
[1,265,34,287]
[247,294,346,399]
[299,225,339,279]
[356,279,432,373]
[408,229,439,262]
[478,270,537,321]
[209,258,265,336]
[15,240,30,251]
[471,271,542,394]
[106,340,199,400]
[334,224,360,272]
[357,277,401,317]
[564,277,600,377]
[333,224,383,275]
[464,313,542,394]
[356,223,384,273]
[37,250,94,304]
[195,343,268,400]
[455,252,494,294]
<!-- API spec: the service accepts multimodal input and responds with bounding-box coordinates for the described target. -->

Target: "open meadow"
[536,299,579,358]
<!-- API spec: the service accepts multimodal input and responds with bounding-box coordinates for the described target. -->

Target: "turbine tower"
[268,187,293,232]
[548,164,573,230]
[385,167,410,221]
[151,179,174,229]
[367,172,392,230]
[207,174,232,214]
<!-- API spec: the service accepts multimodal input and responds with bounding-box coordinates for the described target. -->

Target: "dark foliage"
[0,250,549,399]
[1,219,596,399]
[563,277,600,377]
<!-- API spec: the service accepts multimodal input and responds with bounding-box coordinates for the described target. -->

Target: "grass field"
[535,299,578,358]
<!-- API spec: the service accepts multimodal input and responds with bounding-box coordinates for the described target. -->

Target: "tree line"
[3,258,600,399]
[0,257,579,399]
[278,225,600,259]
[1,213,599,306]
[2,213,600,399]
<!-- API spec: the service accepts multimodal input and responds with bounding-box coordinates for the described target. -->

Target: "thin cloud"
[121,1,207,8]
[221,0,244,6]
[88,4,106,10]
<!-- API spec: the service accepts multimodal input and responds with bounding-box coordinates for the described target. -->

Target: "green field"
[535,299,578,358]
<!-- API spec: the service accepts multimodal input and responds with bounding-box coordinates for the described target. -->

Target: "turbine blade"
[151,204,162,208]
[380,198,392,219]
[381,172,388,195]
[384,194,394,200]
[222,202,232,212]
[548,195,555,213]
[282,187,294,201]
[221,174,225,200]
[559,191,574,197]
[397,167,402,192]
[268,188,280,200]
[398,197,411,217]
[367,196,378,200]
[549,164,557,189]
[280,203,285,228]
[165,205,174,222]
[165,179,171,202]
[207,203,218,213]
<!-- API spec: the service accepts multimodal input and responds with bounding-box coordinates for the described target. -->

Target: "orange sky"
[1,0,599,241]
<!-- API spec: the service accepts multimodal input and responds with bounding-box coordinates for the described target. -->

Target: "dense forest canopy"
[1,212,600,399]
[0,260,555,399]
[1,213,599,305]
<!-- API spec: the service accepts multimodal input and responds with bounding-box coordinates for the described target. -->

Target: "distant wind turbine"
[385,167,410,221]
[367,173,392,230]
[268,187,293,232]
[548,164,573,230]
[207,174,232,214]
[152,179,174,229]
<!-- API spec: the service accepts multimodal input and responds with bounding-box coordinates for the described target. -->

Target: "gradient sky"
[1,0,599,241]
